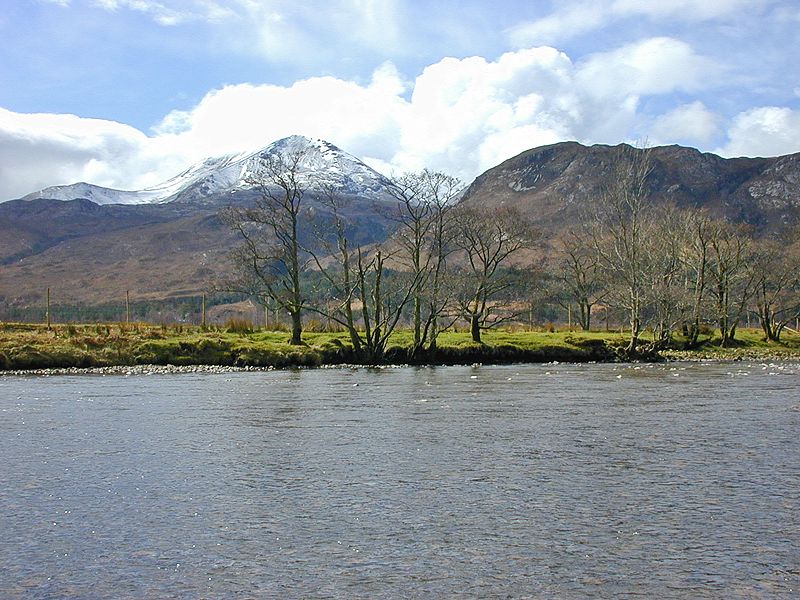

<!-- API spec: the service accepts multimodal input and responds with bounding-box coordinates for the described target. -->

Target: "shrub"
[226,318,254,334]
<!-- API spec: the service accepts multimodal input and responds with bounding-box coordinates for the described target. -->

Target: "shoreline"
[2,325,799,375]
[3,353,800,377]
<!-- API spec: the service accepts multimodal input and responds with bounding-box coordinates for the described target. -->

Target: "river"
[1,362,798,598]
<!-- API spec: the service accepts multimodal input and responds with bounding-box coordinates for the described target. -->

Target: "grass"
[662,327,800,361]
[0,322,798,371]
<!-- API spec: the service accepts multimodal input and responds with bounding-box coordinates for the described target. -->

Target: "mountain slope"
[3,139,800,313]
[460,142,800,232]
[18,135,396,207]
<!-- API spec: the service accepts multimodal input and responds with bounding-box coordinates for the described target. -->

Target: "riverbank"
[1,322,799,373]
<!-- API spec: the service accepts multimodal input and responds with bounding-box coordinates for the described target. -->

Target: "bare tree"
[452,206,535,343]
[593,143,653,353]
[306,183,363,352]
[555,228,606,331]
[221,147,310,344]
[353,247,421,362]
[643,204,692,345]
[389,170,461,354]
[706,221,757,346]
[751,233,800,342]
[305,185,423,363]
[679,208,714,346]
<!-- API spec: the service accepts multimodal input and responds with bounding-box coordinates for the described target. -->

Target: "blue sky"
[1,0,798,200]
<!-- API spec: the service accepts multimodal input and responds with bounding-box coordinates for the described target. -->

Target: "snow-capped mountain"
[19,135,396,206]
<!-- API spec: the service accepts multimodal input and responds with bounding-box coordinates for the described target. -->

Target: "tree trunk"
[413,296,422,347]
[290,310,303,345]
[471,313,481,344]
[626,315,640,353]
[687,319,701,347]
[580,300,591,331]
[428,317,439,351]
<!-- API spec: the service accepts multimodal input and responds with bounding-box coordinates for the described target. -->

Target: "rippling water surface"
[1,362,799,598]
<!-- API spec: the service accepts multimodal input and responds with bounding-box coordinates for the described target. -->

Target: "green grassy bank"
[1,323,799,371]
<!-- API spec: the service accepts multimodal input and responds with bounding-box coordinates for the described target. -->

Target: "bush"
[226,318,254,334]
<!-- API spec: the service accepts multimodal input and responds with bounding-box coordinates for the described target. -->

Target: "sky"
[1,0,799,201]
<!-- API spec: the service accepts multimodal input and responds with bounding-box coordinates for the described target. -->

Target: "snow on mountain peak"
[18,135,394,206]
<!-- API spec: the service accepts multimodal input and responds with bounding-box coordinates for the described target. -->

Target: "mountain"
[18,135,396,207]
[0,136,399,311]
[460,142,800,233]
[3,138,799,315]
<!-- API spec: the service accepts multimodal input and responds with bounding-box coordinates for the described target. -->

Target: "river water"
[1,362,798,599]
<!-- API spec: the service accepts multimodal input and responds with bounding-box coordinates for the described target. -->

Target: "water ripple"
[0,362,798,598]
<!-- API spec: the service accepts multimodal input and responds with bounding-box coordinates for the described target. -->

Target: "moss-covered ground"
[0,322,798,371]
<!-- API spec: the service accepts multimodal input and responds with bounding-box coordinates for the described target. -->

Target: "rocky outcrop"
[460,142,800,234]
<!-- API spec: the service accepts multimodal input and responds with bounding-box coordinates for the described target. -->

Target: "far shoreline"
[3,354,800,378]
[2,323,799,374]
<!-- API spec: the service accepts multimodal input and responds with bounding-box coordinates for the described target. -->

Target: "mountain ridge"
[460,141,800,232]
[17,135,396,207]
[2,138,799,312]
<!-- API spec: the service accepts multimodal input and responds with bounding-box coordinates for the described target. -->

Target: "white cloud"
[0,108,182,199]
[2,40,797,201]
[152,67,410,164]
[396,48,579,174]
[715,107,800,158]
[650,101,721,146]
[576,37,720,98]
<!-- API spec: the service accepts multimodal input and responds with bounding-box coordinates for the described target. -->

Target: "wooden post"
[201,293,207,328]
[264,302,269,330]
[605,306,610,332]
[126,290,130,324]
[567,304,572,331]
[528,302,533,331]
[46,287,51,330]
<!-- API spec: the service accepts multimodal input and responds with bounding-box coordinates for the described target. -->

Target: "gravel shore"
[0,364,277,377]
[2,351,798,376]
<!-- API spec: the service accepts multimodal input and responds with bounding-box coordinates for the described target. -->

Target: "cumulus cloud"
[1,39,798,201]
[152,64,410,164]
[715,107,800,158]
[577,38,720,97]
[0,108,182,199]
[650,101,721,146]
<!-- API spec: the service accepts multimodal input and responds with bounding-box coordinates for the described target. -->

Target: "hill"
[460,142,800,234]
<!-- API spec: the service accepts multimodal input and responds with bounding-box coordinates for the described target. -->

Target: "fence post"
[46,287,51,330]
